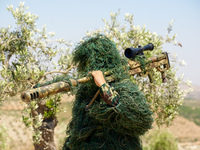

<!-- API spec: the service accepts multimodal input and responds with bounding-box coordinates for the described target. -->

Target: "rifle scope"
[124,43,154,59]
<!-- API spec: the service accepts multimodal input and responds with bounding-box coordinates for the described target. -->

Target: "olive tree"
[0,2,73,149]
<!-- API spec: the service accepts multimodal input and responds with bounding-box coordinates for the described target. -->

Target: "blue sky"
[1,0,200,86]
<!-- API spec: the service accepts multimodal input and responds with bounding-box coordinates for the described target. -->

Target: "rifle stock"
[128,52,170,82]
[21,52,170,102]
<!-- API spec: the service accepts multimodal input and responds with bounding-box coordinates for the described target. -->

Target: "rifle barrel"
[21,73,113,102]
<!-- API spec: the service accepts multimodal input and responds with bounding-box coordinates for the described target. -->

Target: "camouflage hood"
[73,34,128,81]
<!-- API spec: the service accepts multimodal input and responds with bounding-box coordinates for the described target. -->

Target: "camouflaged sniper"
[62,34,154,150]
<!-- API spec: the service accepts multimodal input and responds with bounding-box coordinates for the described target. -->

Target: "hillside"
[1,95,200,150]
[168,116,200,150]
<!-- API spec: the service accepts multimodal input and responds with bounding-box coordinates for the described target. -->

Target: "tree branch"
[0,82,13,100]
[37,65,76,83]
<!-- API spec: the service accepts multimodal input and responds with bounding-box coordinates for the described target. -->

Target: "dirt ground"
[1,95,200,150]
[168,116,200,150]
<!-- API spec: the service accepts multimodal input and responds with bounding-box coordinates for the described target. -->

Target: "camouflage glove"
[100,83,119,107]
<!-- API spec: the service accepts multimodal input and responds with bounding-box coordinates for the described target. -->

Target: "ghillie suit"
[63,35,154,150]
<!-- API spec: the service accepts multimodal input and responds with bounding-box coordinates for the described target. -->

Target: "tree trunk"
[34,118,58,150]
[31,100,58,150]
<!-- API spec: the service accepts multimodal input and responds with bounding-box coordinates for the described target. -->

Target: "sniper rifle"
[21,43,170,106]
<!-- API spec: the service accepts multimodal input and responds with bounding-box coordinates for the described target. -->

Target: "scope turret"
[124,43,154,59]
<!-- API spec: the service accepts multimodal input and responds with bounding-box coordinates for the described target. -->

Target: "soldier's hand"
[89,71,106,87]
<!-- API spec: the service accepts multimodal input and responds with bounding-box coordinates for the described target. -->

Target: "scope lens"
[125,48,134,58]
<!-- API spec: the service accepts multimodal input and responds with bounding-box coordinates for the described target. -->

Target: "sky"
[0,0,200,86]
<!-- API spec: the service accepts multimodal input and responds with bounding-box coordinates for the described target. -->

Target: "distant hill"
[185,84,200,100]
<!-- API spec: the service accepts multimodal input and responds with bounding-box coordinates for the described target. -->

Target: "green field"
[179,99,200,126]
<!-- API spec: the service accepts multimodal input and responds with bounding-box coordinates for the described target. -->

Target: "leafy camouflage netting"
[62,35,154,150]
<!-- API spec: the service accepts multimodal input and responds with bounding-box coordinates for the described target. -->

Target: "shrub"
[144,128,178,150]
